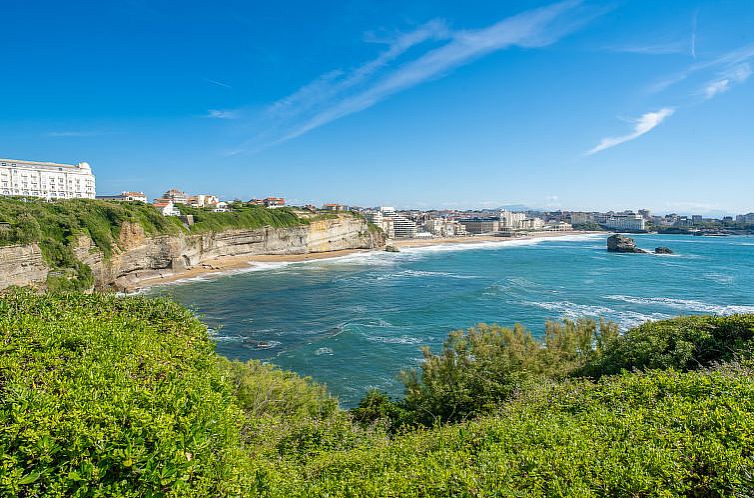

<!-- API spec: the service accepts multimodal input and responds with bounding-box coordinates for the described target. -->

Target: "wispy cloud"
[227,0,602,154]
[607,41,688,56]
[206,109,239,119]
[45,130,119,138]
[205,78,232,89]
[702,63,751,99]
[690,7,699,59]
[649,42,754,95]
[586,108,674,155]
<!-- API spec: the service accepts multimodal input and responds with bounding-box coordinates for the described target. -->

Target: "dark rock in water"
[385,245,400,253]
[654,246,673,254]
[607,234,647,253]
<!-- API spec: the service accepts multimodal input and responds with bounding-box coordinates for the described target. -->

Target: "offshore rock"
[384,245,400,253]
[607,234,647,253]
[654,246,674,254]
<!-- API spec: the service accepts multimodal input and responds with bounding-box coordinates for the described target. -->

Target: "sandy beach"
[133,231,601,291]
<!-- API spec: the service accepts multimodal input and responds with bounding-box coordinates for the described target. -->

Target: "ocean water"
[148,233,754,406]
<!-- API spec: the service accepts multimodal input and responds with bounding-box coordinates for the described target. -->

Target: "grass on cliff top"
[177,202,306,234]
[0,198,359,291]
[2,289,754,496]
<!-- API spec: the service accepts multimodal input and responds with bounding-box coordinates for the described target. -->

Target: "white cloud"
[45,130,118,137]
[205,78,232,89]
[586,108,674,155]
[230,0,601,153]
[702,63,751,100]
[206,109,239,119]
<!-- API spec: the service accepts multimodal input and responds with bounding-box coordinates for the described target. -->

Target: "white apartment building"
[500,210,527,229]
[0,158,95,199]
[602,214,646,231]
[364,206,417,239]
[519,217,545,230]
[424,218,468,237]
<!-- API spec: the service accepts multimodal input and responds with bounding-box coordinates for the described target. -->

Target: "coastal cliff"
[0,215,384,292]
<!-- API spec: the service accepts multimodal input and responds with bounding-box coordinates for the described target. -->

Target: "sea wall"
[0,216,384,292]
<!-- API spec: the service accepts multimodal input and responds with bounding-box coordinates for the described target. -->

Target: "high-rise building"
[0,158,95,199]
[500,210,526,229]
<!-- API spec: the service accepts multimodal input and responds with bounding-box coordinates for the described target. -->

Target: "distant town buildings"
[500,210,526,229]
[322,203,349,211]
[162,188,188,205]
[187,194,219,208]
[458,217,500,234]
[737,213,754,224]
[569,212,594,225]
[97,191,147,203]
[0,158,95,199]
[597,213,646,231]
[153,199,180,216]
[250,197,286,208]
[423,218,468,237]
[363,207,417,239]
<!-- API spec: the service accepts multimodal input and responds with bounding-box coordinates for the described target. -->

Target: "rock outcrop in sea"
[384,245,400,253]
[654,246,674,254]
[607,234,647,253]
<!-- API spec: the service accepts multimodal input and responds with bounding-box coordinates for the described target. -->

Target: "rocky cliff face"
[0,216,384,292]
[0,244,49,289]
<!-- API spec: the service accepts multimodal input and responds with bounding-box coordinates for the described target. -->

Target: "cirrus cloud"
[586,108,674,155]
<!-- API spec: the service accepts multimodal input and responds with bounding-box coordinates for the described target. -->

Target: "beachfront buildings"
[364,207,417,239]
[424,218,468,237]
[0,158,96,199]
[458,217,500,234]
[500,210,526,229]
[599,213,646,231]
[97,191,147,203]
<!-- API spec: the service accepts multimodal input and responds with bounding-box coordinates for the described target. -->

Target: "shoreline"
[132,230,602,292]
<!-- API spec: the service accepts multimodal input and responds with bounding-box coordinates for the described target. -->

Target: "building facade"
[0,158,95,199]
[500,210,527,229]
[459,217,500,234]
[97,191,147,203]
[162,189,188,205]
[601,213,646,231]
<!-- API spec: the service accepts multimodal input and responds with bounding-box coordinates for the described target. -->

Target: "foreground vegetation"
[1,289,753,496]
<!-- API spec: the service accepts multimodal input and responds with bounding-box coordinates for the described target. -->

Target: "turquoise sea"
[149,233,754,406]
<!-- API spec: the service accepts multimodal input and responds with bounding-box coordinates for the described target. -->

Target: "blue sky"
[1,0,753,214]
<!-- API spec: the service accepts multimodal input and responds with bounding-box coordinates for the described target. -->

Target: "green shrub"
[581,314,754,378]
[400,319,618,425]
[290,368,754,497]
[2,289,754,496]
[0,290,252,496]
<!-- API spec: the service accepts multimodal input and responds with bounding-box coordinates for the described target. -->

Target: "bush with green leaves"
[294,367,754,497]
[398,318,619,425]
[2,288,754,496]
[580,313,754,378]
[0,290,253,496]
